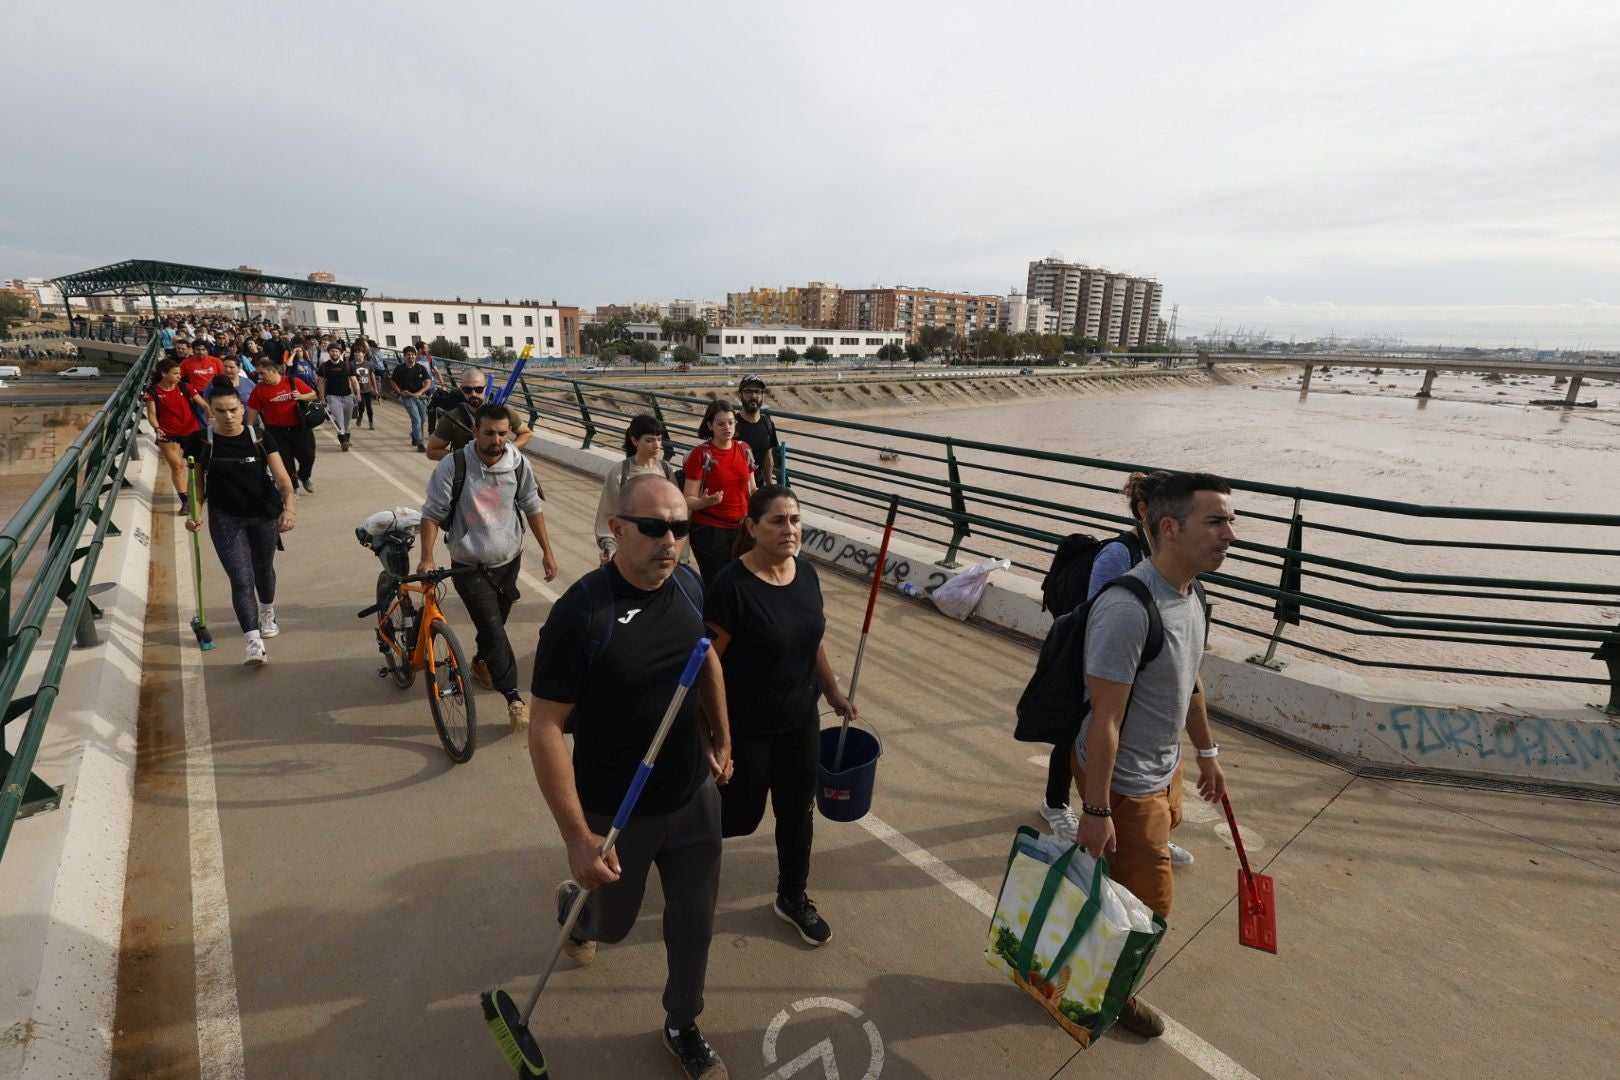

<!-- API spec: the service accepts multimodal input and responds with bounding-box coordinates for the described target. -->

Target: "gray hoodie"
[420,442,543,567]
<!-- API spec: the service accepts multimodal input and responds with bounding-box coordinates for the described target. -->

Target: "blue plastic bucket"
[816,725,882,822]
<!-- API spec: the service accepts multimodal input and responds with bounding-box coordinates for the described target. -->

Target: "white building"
[6,277,66,309]
[623,323,907,361]
[287,296,578,358]
[998,291,1060,335]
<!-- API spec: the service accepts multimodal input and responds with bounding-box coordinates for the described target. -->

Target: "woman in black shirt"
[704,484,854,947]
[187,377,297,666]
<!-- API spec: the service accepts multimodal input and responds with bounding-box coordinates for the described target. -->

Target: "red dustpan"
[1221,794,1277,953]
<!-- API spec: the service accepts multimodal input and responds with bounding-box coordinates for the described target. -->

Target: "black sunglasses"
[619,515,691,539]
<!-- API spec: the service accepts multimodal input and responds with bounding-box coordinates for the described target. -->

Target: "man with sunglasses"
[419,403,559,731]
[424,367,532,461]
[530,474,733,1080]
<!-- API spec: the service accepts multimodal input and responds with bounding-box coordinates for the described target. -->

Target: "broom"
[482,637,712,1077]
[186,457,214,650]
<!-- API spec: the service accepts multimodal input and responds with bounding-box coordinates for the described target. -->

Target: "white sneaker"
[1169,842,1195,867]
[243,636,268,667]
[258,608,279,638]
[1038,801,1079,845]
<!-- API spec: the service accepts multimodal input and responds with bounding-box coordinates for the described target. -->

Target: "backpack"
[565,564,704,734]
[1015,576,1161,745]
[436,444,537,532]
[1039,530,1144,615]
[619,455,679,487]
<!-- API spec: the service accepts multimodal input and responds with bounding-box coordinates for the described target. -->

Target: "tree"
[0,293,31,334]
[488,345,516,362]
[777,346,800,366]
[580,323,611,354]
[659,317,682,349]
[905,343,927,365]
[428,335,468,362]
[672,344,700,367]
[599,342,625,364]
[628,340,661,370]
[875,342,905,366]
[917,325,954,356]
[803,344,830,364]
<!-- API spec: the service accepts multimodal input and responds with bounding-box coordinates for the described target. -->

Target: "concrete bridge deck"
[11,399,1618,1079]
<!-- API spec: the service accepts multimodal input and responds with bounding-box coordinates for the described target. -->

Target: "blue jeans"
[402,396,427,444]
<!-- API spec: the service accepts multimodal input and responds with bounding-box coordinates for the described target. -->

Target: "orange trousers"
[1071,750,1183,921]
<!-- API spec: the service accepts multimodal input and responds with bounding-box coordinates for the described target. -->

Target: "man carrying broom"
[528,475,734,1079]
[1076,471,1234,1039]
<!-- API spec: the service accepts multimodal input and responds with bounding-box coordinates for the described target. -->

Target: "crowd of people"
[140,315,1238,1078]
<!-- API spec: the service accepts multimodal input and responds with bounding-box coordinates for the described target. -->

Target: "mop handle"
[1220,794,1254,877]
[523,637,710,1022]
[834,494,900,770]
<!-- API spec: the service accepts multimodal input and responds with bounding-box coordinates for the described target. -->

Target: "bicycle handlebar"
[356,563,498,619]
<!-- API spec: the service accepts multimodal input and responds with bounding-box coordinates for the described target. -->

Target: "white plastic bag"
[361,506,423,537]
[930,557,1010,620]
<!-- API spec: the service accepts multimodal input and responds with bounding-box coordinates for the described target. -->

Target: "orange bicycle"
[356,526,479,763]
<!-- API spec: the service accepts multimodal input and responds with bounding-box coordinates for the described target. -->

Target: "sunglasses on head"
[619,515,691,539]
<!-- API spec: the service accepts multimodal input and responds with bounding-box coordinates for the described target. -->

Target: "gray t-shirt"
[1075,560,1206,797]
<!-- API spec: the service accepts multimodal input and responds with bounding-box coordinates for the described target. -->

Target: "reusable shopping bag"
[985,826,1167,1047]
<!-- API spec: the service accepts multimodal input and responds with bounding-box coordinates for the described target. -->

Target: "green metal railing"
[0,335,158,861]
[444,359,1620,710]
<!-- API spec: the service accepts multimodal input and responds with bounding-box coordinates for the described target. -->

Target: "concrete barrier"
[525,431,1619,796]
[0,446,156,1079]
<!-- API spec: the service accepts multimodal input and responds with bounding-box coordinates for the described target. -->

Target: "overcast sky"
[5,0,1619,346]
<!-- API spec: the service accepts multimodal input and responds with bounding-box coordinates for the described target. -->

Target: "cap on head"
[739,374,766,391]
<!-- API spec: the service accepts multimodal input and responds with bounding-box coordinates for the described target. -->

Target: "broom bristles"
[481,990,547,1076]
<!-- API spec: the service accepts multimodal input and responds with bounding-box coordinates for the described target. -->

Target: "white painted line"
[856,812,1260,1080]
[332,428,560,602]
[175,526,247,1080]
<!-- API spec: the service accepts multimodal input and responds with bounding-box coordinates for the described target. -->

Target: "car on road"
[58,366,103,379]
[0,365,23,379]
[1018,367,1034,375]
[675,362,691,372]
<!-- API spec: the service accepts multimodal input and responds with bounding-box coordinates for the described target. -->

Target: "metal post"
[777,440,789,487]
[1593,623,1620,715]
[573,382,596,449]
[942,438,970,566]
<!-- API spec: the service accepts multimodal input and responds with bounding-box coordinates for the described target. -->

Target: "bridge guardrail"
[439,358,1619,710]
[0,334,158,863]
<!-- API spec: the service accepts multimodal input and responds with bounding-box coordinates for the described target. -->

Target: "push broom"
[185,458,214,651]
[832,492,899,770]
[482,637,712,1077]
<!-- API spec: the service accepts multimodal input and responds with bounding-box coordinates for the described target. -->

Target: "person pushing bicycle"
[418,402,558,732]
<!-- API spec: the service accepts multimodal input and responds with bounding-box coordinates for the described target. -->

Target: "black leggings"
[1045,742,1072,808]
[266,423,316,485]
[688,523,738,585]
[356,393,376,426]
[208,508,278,633]
[720,715,818,900]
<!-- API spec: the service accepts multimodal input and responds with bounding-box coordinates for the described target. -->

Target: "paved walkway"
[113,401,1620,1080]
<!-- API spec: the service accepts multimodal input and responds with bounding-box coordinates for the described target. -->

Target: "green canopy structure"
[51,259,366,324]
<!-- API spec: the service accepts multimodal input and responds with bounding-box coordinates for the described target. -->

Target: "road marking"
[330,427,560,602]
[175,526,247,1080]
[763,997,884,1080]
[856,812,1260,1080]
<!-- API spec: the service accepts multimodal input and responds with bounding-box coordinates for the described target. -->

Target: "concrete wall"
[524,430,1619,795]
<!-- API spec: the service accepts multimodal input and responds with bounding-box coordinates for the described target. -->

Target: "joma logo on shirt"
[617,609,642,625]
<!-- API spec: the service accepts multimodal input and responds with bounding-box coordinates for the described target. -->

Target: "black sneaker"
[773,894,832,946]
[662,1023,727,1079]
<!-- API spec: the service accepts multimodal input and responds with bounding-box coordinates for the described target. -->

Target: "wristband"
[1080,802,1112,818]
[1196,743,1220,758]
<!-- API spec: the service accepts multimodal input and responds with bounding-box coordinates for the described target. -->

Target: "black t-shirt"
[201,429,282,520]
[392,362,429,394]
[531,563,709,818]
[734,411,779,485]
[319,359,357,395]
[704,557,825,736]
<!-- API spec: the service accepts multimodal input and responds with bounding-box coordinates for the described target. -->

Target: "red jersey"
[248,377,312,427]
[683,441,755,528]
[180,355,224,397]
[144,381,201,438]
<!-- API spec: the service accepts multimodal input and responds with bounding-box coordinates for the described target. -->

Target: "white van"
[0,365,22,379]
[57,366,103,380]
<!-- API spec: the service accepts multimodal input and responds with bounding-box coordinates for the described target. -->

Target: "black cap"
[739,373,766,390]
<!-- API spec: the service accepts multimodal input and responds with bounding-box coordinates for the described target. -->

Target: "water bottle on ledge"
[898,582,925,598]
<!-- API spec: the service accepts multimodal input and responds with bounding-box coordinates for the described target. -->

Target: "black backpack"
[1039,530,1144,615]
[1014,576,1162,745]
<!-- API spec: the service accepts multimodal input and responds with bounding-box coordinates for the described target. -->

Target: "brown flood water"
[801,371,1620,690]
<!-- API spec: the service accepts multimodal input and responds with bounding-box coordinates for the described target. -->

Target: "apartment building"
[288,296,581,357]
[1026,257,1165,347]
[726,282,843,328]
[837,286,1002,343]
[998,291,1060,335]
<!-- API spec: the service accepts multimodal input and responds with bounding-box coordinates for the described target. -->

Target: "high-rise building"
[726,283,843,327]
[1026,257,1085,334]
[1027,257,1165,347]
[837,286,1002,342]
[998,291,1059,335]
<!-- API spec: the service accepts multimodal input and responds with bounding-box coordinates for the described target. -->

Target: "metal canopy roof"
[51,259,366,306]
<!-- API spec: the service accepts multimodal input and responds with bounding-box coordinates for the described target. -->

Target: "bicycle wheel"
[376,571,415,689]
[425,618,477,763]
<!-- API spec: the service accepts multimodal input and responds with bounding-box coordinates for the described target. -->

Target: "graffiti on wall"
[1379,705,1619,774]
[800,526,950,592]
